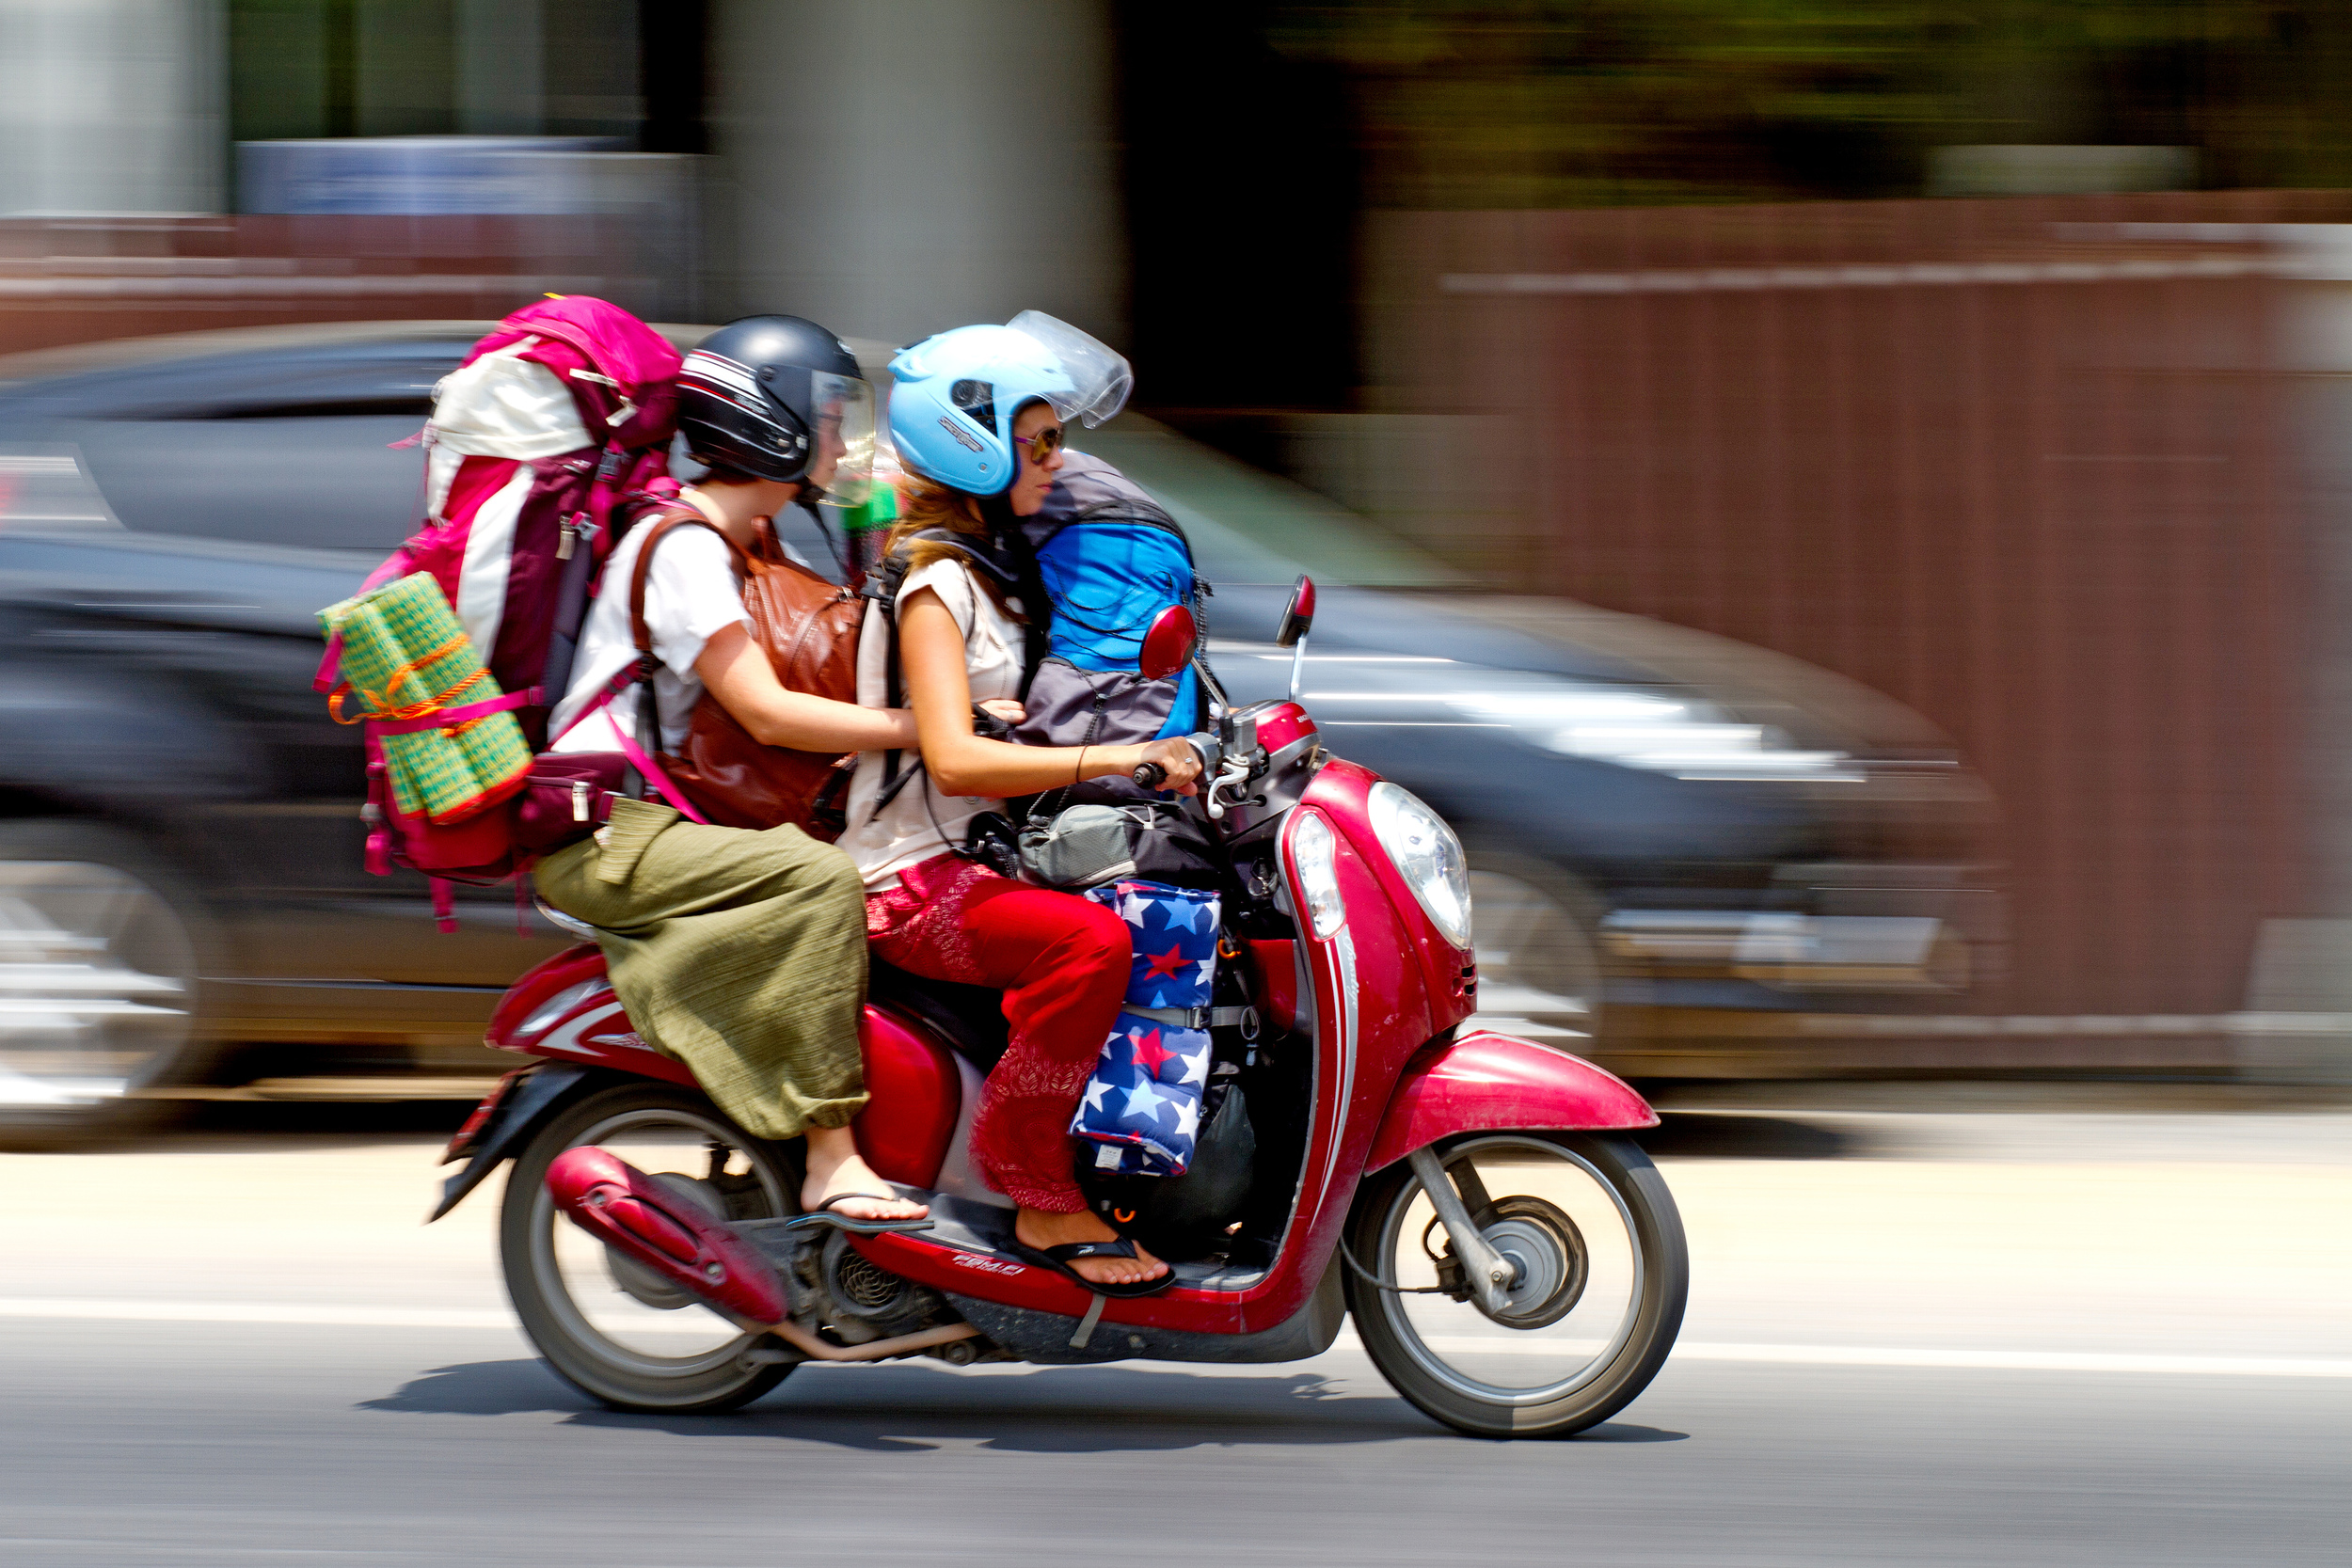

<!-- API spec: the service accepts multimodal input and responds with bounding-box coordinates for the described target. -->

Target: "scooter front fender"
[1361,1029,1656,1173]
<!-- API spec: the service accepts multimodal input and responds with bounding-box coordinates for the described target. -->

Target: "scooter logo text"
[950,1251,1025,1275]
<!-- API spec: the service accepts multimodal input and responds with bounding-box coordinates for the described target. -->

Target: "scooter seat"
[868,958,1009,1073]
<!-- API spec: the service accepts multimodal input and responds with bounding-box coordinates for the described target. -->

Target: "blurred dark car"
[0,323,1995,1136]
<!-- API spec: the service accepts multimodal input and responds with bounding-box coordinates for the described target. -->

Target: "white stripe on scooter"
[1327,927,1358,1175]
[535,1000,627,1058]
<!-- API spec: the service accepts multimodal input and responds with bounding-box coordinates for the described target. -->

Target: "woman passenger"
[843,316,1200,1294]
[538,315,925,1226]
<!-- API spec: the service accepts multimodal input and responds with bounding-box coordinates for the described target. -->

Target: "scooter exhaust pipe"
[545,1146,791,1328]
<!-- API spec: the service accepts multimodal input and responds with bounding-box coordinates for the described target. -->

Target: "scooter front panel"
[854,792,1445,1342]
[1275,799,1439,1303]
[1303,759,1476,1035]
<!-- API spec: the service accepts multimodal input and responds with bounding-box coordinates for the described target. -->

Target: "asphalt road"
[3,1107,2346,1566]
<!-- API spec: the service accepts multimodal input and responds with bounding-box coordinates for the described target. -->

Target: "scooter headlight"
[1367,783,1473,952]
[1287,811,1347,941]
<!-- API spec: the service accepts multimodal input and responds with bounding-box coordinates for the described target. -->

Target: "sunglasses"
[1012,426,1066,465]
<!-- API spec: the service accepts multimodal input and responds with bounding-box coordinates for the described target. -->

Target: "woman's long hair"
[882,470,1025,620]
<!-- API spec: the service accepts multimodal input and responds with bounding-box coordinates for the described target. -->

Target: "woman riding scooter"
[538,315,928,1227]
[843,315,1202,1294]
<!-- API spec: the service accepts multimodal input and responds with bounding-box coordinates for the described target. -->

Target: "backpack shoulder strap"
[628,504,747,657]
[855,528,993,639]
[859,531,999,819]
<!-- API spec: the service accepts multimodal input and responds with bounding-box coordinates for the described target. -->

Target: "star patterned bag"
[1070,879,1221,1177]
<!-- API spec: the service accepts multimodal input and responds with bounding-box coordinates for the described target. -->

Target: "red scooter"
[430,578,1688,1438]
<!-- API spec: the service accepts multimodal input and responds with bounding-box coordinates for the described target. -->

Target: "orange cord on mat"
[328,637,493,726]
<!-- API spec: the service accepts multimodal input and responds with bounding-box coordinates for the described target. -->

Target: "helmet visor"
[808,371,875,504]
[1008,310,1132,428]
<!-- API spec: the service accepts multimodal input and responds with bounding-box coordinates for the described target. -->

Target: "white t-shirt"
[840,557,1026,889]
[548,515,749,755]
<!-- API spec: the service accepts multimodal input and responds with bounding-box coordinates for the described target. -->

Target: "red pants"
[866,854,1131,1212]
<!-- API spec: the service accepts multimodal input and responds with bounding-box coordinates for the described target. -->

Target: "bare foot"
[802,1126,928,1222]
[1015,1206,1168,1288]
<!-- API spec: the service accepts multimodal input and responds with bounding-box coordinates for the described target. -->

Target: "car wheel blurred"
[1465,851,1606,1046]
[0,821,209,1147]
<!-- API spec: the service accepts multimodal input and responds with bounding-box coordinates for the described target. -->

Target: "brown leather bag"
[628,505,865,839]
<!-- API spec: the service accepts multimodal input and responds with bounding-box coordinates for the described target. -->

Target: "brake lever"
[1203,754,1255,820]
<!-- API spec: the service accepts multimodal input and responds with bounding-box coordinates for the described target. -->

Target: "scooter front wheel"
[1344,1132,1688,1438]
[501,1081,802,1414]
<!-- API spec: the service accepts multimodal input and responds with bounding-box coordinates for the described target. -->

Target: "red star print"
[1130,1028,1175,1073]
[1143,944,1187,979]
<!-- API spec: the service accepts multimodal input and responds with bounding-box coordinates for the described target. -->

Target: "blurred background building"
[8,0,2352,1083]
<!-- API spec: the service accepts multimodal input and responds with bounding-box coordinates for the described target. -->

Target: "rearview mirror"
[1275,574,1316,649]
[1139,602,1198,682]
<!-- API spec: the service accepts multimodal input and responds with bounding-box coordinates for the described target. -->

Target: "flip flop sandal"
[1011,1238,1175,1299]
[779,1192,934,1236]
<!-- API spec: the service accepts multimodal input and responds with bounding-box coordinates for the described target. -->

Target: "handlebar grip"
[1133,761,1168,788]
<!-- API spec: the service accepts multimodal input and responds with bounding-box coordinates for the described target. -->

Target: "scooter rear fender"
[427,1061,603,1222]
[1361,1029,1657,1173]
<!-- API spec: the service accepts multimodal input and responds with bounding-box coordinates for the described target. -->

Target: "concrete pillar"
[707,0,1124,349]
[2281,228,2352,945]
[457,0,545,135]
[0,0,226,214]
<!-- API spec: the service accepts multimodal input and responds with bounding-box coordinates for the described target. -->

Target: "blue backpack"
[860,450,1208,821]
[1011,450,1205,756]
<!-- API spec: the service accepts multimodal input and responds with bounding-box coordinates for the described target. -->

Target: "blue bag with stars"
[1070,879,1221,1176]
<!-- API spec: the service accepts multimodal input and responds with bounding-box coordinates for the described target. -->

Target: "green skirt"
[532,796,869,1140]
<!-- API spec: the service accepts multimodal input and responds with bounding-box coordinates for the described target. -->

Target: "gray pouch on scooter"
[1018,801,1220,891]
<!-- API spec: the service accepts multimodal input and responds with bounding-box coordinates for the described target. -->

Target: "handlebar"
[1132,732,1225,793]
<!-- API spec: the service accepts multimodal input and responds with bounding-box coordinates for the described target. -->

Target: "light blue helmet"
[886,311,1133,496]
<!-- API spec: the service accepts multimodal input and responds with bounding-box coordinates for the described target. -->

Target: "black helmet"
[676,315,875,498]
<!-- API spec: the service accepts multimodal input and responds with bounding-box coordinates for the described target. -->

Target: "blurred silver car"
[0,323,1995,1136]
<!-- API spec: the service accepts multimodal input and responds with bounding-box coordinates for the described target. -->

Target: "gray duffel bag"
[1016,800,1221,891]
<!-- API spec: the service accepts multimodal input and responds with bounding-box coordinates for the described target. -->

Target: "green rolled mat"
[319,572,532,824]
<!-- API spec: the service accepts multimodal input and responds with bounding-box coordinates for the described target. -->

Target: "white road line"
[1410,1334,2352,1378]
[2,1300,2347,1377]
[1673,1342,2352,1378]
[0,1298,518,1329]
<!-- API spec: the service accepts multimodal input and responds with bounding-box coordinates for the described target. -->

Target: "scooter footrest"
[775,1211,938,1237]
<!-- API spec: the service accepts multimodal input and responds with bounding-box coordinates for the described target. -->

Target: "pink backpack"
[318,297,687,923]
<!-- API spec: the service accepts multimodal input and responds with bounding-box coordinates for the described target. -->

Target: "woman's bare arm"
[695,621,918,752]
[898,586,1200,798]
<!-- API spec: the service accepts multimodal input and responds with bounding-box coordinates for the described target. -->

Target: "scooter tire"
[1344,1131,1688,1439]
[501,1081,798,1415]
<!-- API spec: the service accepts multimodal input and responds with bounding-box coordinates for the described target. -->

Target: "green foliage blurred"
[225,0,639,147]
[1270,0,2352,206]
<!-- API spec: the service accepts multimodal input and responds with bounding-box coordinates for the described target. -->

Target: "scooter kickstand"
[1068,1292,1108,1350]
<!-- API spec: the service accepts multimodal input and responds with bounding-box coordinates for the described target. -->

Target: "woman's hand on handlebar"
[1132,736,1204,796]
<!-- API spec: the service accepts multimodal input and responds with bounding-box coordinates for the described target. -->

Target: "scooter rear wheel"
[1344,1132,1687,1438]
[501,1081,801,1414]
